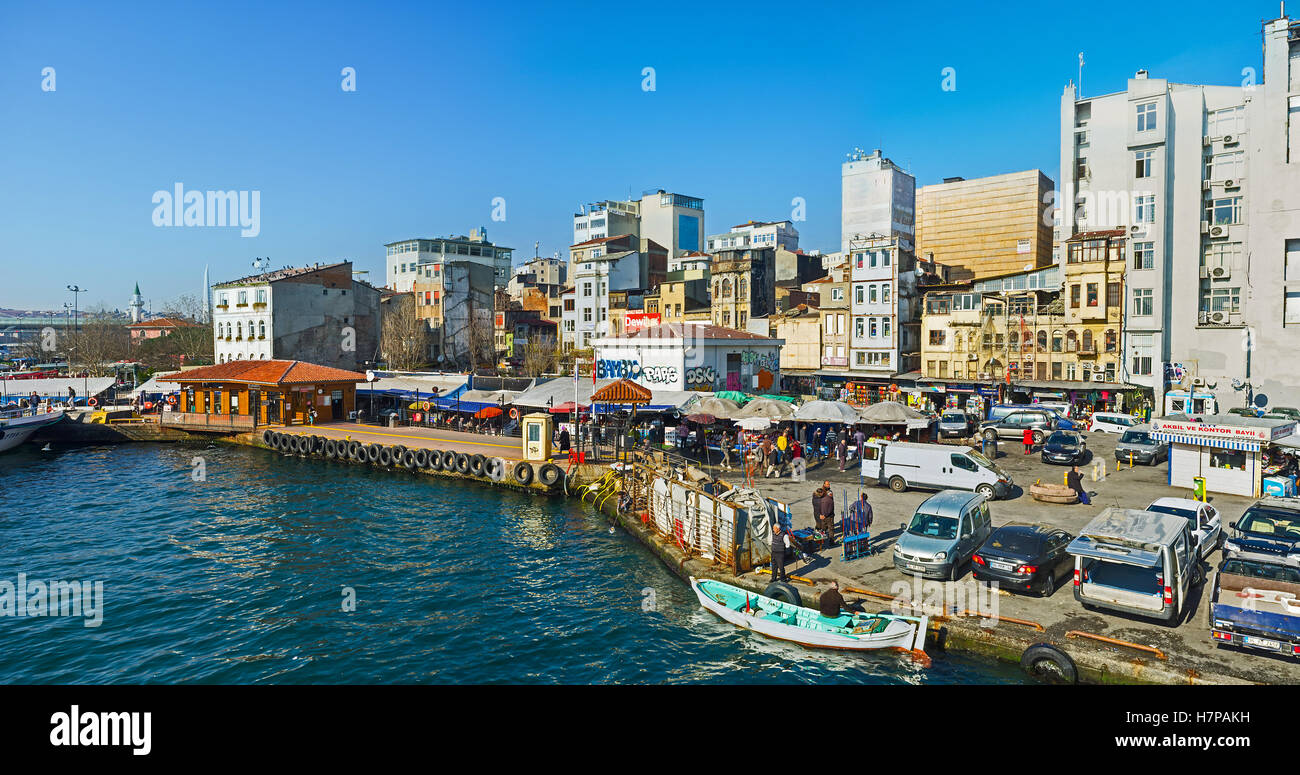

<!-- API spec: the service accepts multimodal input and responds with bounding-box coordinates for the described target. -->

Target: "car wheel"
[888,476,907,493]
[976,483,995,498]
[948,561,962,581]
[1032,430,1045,445]
[1040,572,1056,598]
[982,429,997,442]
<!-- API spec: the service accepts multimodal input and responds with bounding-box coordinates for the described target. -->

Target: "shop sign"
[1151,418,1293,442]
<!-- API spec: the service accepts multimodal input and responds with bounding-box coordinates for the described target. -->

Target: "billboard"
[625,313,661,334]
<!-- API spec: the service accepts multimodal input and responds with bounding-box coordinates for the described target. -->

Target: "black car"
[972,523,1075,596]
[1040,430,1087,465]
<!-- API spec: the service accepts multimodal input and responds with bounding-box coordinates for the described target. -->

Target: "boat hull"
[690,577,927,655]
[0,409,65,453]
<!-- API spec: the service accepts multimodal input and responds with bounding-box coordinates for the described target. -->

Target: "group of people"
[767,480,875,583]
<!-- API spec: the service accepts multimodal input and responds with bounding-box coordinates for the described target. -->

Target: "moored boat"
[0,405,66,454]
[690,576,929,660]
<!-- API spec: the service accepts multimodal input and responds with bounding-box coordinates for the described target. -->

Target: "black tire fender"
[414,448,431,469]
[378,446,395,467]
[484,457,506,482]
[1020,643,1078,684]
[427,449,444,471]
[454,453,471,474]
[347,441,363,461]
[469,454,486,477]
[402,449,418,469]
[261,429,277,445]
[763,582,802,608]
[440,450,457,470]
[538,463,563,487]
[512,461,535,485]
[365,444,381,463]
[324,439,338,458]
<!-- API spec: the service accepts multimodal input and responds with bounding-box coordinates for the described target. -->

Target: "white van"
[860,441,1013,500]
[1067,508,1204,623]
[1087,412,1140,434]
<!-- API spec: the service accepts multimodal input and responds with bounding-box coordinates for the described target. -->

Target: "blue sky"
[0,0,1268,311]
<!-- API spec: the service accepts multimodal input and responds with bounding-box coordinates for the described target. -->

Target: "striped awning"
[1150,431,1260,452]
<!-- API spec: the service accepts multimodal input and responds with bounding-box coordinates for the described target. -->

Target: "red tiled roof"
[626,323,775,341]
[570,234,632,249]
[591,378,652,404]
[126,317,201,329]
[173,359,366,385]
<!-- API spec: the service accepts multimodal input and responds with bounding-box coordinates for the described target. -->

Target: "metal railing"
[161,412,256,431]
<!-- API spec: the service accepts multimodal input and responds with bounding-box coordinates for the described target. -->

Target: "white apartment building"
[841,148,915,253]
[1059,12,1300,409]
[385,228,513,292]
[706,220,799,252]
[565,249,644,352]
[846,236,920,378]
[571,190,705,267]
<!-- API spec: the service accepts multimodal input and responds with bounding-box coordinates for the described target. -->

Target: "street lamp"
[67,285,87,333]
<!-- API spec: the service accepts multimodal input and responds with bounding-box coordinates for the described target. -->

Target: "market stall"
[1150,414,1296,498]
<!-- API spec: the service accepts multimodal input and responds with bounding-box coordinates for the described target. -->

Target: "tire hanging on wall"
[366,444,381,463]
[454,453,471,474]
[392,445,408,462]
[402,449,419,469]
[379,446,396,467]
[512,461,534,485]
[538,463,563,487]
[427,450,444,471]
[469,454,486,477]
[261,429,277,445]
[348,441,364,461]
[414,448,431,469]
[324,439,337,458]
[1020,643,1078,685]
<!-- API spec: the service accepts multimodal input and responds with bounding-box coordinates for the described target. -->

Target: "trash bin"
[387,413,397,428]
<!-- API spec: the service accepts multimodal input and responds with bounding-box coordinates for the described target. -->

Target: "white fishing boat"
[0,405,66,454]
[690,576,929,660]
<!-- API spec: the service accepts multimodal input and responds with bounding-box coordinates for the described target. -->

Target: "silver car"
[893,490,994,580]
[1114,424,1167,465]
[938,410,975,439]
[979,409,1056,444]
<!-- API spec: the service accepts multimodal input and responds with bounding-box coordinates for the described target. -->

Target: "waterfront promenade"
[272,422,564,462]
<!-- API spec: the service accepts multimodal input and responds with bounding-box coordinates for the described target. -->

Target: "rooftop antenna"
[1078,52,1085,99]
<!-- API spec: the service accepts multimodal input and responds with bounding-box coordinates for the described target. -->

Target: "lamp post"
[67,285,86,333]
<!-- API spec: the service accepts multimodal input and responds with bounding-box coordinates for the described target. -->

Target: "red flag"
[592,353,597,386]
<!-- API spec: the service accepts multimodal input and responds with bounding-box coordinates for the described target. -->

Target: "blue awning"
[1151,431,1260,452]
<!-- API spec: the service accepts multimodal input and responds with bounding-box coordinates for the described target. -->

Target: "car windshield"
[1238,507,1300,540]
[1221,558,1300,584]
[987,529,1044,556]
[967,450,995,469]
[941,413,966,423]
[907,512,958,540]
[1120,430,1152,444]
[1146,504,1198,524]
[1047,432,1076,446]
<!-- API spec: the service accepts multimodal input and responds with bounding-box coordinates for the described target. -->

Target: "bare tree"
[64,314,130,376]
[463,308,497,374]
[380,293,429,371]
[521,335,559,377]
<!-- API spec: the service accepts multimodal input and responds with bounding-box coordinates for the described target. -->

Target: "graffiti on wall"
[596,359,641,379]
[684,365,716,387]
[741,351,778,372]
[641,365,679,384]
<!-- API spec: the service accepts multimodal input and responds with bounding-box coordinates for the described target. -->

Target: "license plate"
[906,563,925,572]
[1245,636,1280,650]
[990,561,1014,572]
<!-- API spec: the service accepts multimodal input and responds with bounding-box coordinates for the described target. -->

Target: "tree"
[64,314,129,376]
[380,293,429,371]
[521,335,559,378]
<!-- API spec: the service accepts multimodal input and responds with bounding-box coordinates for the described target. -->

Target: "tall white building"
[841,148,915,253]
[1059,12,1300,409]
[571,190,704,270]
[706,220,799,253]
[846,235,919,378]
[385,228,513,293]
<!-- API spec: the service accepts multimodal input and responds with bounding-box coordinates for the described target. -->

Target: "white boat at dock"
[0,405,66,454]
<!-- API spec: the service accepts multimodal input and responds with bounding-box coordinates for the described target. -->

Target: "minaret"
[129,282,145,323]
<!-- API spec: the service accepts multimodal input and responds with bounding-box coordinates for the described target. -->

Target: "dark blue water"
[0,443,1027,684]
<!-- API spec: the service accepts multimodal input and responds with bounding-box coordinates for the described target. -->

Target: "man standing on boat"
[770,524,790,582]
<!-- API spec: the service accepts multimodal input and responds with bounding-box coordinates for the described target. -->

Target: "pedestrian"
[720,430,733,470]
[824,426,838,461]
[770,523,790,582]
[1067,465,1091,505]
[307,405,317,426]
[1022,426,1034,454]
[853,426,866,462]
[812,481,836,539]
[849,491,874,531]
[559,426,570,453]
[812,427,823,461]
[776,430,789,466]
[66,385,76,408]
[837,434,848,472]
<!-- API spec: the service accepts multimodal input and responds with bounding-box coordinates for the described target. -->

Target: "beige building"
[914,170,1055,282]
[803,262,851,374]
[773,305,822,372]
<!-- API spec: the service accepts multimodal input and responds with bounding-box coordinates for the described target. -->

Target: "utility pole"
[67,285,87,333]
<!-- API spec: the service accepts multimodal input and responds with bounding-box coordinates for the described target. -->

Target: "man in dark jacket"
[1067,466,1090,505]
[819,580,847,618]
[770,524,790,582]
[812,481,836,540]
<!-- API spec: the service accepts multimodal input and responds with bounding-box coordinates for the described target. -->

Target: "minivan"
[1067,508,1204,623]
[894,490,994,580]
[1087,412,1141,434]
[860,440,1012,499]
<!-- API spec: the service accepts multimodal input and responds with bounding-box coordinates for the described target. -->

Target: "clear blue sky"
[0,0,1269,312]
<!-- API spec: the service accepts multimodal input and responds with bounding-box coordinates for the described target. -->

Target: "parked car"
[1114,424,1168,465]
[893,490,994,580]
[1208,547,1300,660]
[1145,497,1223,560]
[1086,412,1141,434]
[1068,507,1204,623]
[937,410,976,439]
[1227,406,1262,418]
[1267,407,1300,422]
[979,409,1056,444]
[972,523,1075,596]
[1040,430,1088,465]
[861,440,1012,499]
[1225,497,1300,555]
[988,403,1077,430]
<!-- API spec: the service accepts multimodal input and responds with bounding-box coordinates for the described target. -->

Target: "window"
[1201,286,1241,314]
[855,285,864,305]
[883,318,891,339]
[1205,197,1242,225]
[1207,105,1245,138]
[929,329,945,346]
[883,251,891,267]
[1133,355,1152,375]
[1205,241,1243,271]
[256,289,267,304]
[1206,151,1244,180]
[1136,101,1157,132]
[1135,150,1153,178]
[869,285,878,304]
[1133,241,1154,269]
[1070,284,1081,308]
[855,317,865,338]
[831,287,844,301]
[1132,288,1153,316]
[1086,283,1098,307]
[882,285,891,304]
[1104,329,1117,352]
[1107,282,1120,309]
[1134,194,1155,223]
[582,283,592,297]
[582,308,592,322]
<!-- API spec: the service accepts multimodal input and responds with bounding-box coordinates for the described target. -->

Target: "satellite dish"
[1254,394,1269,408]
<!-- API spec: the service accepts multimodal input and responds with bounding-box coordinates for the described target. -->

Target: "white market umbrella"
[793,400,860,424]
[732,398,796,420]
[736,417,773,431]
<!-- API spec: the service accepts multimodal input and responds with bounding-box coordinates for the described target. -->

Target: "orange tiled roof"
[173,359,366,385]
[591,378,652,404]
[126,317,201,328]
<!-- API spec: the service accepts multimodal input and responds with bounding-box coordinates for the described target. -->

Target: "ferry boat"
[0,405,66,454]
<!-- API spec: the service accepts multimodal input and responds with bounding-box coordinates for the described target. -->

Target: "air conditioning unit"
[1199,267,1210,279]
[1129,224,1143,233]
[1209,311,1227,324]
[1211,265,1231,279]
[1202,180,1212,191]
[1200,221,1211,234]
[1223,134,1238,145]
[967,353,978,360]
[1092,372,1105,383]
[1224,179,1240,189]
[1192,377,1206,387]
[1209,225,1226,237]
